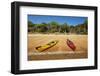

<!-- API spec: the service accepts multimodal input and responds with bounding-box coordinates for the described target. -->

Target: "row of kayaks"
[35,39,76,52]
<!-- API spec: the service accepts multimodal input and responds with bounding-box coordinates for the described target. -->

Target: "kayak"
[35,40,59,52]
[67,39,76,51]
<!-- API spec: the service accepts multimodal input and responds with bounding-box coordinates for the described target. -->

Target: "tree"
[28,19,88,34]
[75,20,88,34]
[49,21,59,26]
[60,23,70,33]
[49,21,59,33]
[28,21,34,27]
[28,21,35,32]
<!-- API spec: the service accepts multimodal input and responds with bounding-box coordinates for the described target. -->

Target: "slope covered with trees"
[28,20,88,34]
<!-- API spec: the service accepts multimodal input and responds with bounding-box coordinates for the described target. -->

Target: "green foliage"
[28,21,34,27]
[28,20,88,34]
[49,21,59,26]
[60,23,70,33]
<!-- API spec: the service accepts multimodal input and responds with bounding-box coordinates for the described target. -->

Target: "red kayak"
[67,39,76,51]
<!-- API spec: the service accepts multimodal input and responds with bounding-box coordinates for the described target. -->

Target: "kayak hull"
[67,39,76,51]
[35,40,59,52]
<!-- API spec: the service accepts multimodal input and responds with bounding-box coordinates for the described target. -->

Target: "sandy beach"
[28,34,88,60]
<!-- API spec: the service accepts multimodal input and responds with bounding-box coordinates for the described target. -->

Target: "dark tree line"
[28,20,88,34]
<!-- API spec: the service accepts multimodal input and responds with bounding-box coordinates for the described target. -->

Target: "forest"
[28,20,88,34]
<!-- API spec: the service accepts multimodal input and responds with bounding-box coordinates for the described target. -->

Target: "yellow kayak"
[35,40,59,52]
